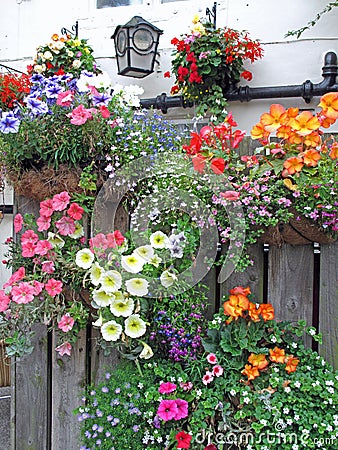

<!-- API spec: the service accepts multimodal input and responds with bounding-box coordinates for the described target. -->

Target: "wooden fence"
[6,184,338,449]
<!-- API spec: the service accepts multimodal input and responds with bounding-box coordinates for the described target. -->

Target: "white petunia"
[124,314,146,338]
[69,223,84,239]
[47,232,65,248]
[92,289,115,307]
[75,248,95,269]
[101,320,122,342]
[125,278,149,296]
[139,342,154,359]
[90,262,105,286]
[100,270,122,292]
[121,253,145,273]
[110,296,134,317]
[149,231,170,249]
[134,245,154,262]
[149,255,162,267]
[160,270,177,288]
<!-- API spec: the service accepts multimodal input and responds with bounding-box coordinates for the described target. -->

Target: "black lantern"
[112,16,163,78]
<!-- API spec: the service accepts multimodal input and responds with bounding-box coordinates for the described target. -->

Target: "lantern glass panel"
[132,28,153,52]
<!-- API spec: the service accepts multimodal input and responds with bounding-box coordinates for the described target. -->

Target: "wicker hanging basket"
[0,341,10,387]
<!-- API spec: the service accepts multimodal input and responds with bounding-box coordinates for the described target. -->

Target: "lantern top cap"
[112,16,163,39]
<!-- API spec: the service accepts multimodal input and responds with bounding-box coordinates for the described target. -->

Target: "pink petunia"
[180,381,193,391]
[157,399,178,422]
[174,398,189,420]
[34,240,53,256]
[21,229,39,245]
[99,105,110,118]
[3,266,25,288]
[41,260,55,274]
[39,198,55,217]
[55,342,72,357]
[106,230,125,248]
[220,191,240,201]
[45,278,63,297]
[11,282,35,304]
[58,314,75,332]
[202,371,214,385]
[158,381,177,394]
[212,365,224,377]
[14,213,23,233]
[89,233,108,256]
[56,90,74,107]
[0,290,10,312]
[67,202,84,221]
[55,216,76,236]
[206,353,217,364]
[52,191,71,211]
[32,280,44,296]
[37,215,51,232]
[68,104,93,125]
[21,241,37,258]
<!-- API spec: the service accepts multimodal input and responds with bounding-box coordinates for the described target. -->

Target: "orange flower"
[290,111,320,136]
[223,294,250,318]
[241,364,260,381]
[229,286,251,296]
[276,125,292,140]
[285,355,300,373]
[251,122,268,140]
[269,347,286,364]
[51,34,59,41]
[317,114,336,128]
[287,131,303,145]
[248,302,261,322]
[283,156,304,175]
[318,92,338,120]
[248,353,269,370]
[303,131,321,147]
[260,104,288,132]
[259,303,275,321]
[286,107,299,118]
[329,142,338,159]
[302,148,321,167]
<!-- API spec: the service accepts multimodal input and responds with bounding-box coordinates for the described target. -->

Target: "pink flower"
[220,191,240,201]
[3,266,25,288]
[204,445,217,450]
[68,104,93,125]
[67,203,84,221]
[55,342,72,357]
[37,215,51,232]
[174,398,189,420]
[35,240,53,256]
[45,279,63,297]
[21,229,38,244]
[41,260,55,274]
[39,199,54,217]
[14,213,23,233]
[206,353,217,364]
[89,233,108,256]
[180,381,193,391]
[58,314,75,332]
[21,241,36,258]
[55,216,76,236]
[11,282,35,304]
[158,382,177,394]
[202,371,214,385]
[0,290,10,312]
[32,281,44,296]
[212,365,224,377]
[157,399,178,422]
[99,105,110,119]
[56,90,74,107]
[52,192,71,211]
[106,230,125,248]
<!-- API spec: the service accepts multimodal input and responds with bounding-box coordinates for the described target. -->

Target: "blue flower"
[0,112,20,133]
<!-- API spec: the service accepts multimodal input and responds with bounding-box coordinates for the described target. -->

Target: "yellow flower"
[92,289,115,307]
[124,314,146,338]
[121,253,144,274]
[139,342,154,359]
[192,14,200,24]
[110,296,134,317]
[101,320,122,342]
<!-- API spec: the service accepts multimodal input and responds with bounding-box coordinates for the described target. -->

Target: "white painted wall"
[0,0,337,285]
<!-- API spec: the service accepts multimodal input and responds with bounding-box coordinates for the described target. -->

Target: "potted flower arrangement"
[75,286,338,449]
[0,72,31,111]
[165,15,264,120]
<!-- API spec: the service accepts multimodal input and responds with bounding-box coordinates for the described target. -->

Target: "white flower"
[100,270,122,292]
[69,223,84,239]
[92,289,115,307]
[92,312,103,327]
[47,232,65,248]
[43,51,53,61]
[121,253,145,273]
[101,320,123,341]
[76,248,95,269]
[72,59,82,69]
[284,387,291,393]
[160,270,177,288]
[90,262,104,286]
[124,314,146,338]
[110,296,134,317]
[150,231,170,249]
[283,408,289,414]
[243,397,250,404]
[149,255,162,267]
[294,381,301,388]
[125,278,149,296]
[135,245,154,262]
[139,342,154,359]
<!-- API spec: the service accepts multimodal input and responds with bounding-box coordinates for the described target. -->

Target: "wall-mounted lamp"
[111,16,163,78]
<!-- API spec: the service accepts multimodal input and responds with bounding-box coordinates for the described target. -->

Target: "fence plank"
[51,329,87,450]
[319,241,338,369]
[11,324,48,450]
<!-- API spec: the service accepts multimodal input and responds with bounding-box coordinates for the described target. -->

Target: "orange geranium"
[269,347,286,363]
[223,293,250,318]
[260,104,288,132]
[302,148,321,167]
[259,303,275,321]
[289,111,320,136]
[248,302,261,322]
[283,156,304,175]
[248,353,269,370]
[241,364,260,381]
[318,92,338,120]
[329,142,338,159]
[285,355,300,373]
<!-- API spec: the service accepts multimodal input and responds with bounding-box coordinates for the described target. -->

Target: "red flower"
[164,71,171,78]
[192,155,206,173]
[211,157,225,174]
[241,70,253,81]
[175,431,192,449]
[205,445,217,450]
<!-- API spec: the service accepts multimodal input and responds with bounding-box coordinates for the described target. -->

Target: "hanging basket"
[258,209,336,246]
[0,341,11,387]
